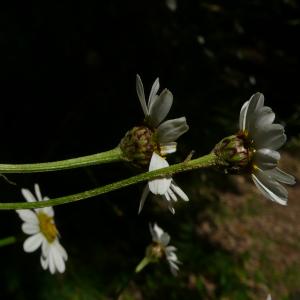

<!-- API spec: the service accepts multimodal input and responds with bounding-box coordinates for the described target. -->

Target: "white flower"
[239,93,295,205]
[16,184,68,274]
[139,152,189,214]
[136,74,189,156]
[136,75,189,213]
[149,223,180,276]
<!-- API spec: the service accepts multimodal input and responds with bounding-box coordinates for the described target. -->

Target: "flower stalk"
[0,236,17,247]
[0,152,217,210]
[0,147,123,173]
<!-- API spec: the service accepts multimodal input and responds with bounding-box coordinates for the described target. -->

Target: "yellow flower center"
[37,212,58,243]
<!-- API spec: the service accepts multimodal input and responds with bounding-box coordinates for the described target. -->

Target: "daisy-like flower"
[16,184,67,274]
[149,223,180,276]
[134,75,189,213]
[239,93,295,205]
[138,152,189,214]
[214,93,295,205]
[135,223,180,276]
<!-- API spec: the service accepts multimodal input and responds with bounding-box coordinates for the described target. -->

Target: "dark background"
[0,1,299,299]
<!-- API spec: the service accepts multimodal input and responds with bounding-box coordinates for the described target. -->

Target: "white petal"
[253,148,280,170]
[148,77,160,108]
[34,184,43,201]
[41,206,54,218]
[168,205,175,214]
[253,106,275,129]
[136,74,148,116]
[148,89,173,127]
[157,117,189,143]
[239,100,249,130]
[16,209,38,224]
[170,182,189,201]
[138,185,150,214]
[23,233,44,253]
[167,187,178,202]
[159,142,177,155]
[22,222,39,235]
[166,245,177,253]
[40,255,49,270]
[253,124,286,150]
[169,261,179,276]
[164,190,171,201]
[54,240,68,261]
[48,248,56,274]
[265,168,296,185]
[244,93,264,132]
[160,232,171,246]
[252,171,288,205]
[152,223,164,241]
[21,188,37,202]
[148,153,172,195]
[51,243,66,273]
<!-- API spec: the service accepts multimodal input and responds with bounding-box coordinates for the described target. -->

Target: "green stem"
[0,153,216,210]
[135,256,152,273]
[0,147,123,173]
[0,236,17,247]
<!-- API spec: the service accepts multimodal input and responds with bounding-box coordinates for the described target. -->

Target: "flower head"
[239,93,295,205]
[138,152,189,214]
[16,184,67,274]
[120,75,189,167]
[135,223,180,276]
[215,93,295,205]
[149,223,180,276]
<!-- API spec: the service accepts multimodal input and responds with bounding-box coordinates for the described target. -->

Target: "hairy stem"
[0,153,216,210]
[0,147,123,173]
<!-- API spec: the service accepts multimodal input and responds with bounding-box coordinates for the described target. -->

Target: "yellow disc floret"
[38,212,58,243]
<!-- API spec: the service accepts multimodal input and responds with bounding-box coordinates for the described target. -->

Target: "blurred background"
[0,1,300,299]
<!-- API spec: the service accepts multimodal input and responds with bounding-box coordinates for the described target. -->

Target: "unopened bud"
[119,126,159,168]
[213,134,253,174]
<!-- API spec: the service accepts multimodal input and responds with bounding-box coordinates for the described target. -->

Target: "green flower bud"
[119,126,159,168]
[213,134,253,174]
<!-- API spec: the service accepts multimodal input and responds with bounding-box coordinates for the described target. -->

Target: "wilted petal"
[252,170,288,205]
[157,117,189,143]
[265,167,295,185]
[149,89,173,127]
[136,74,148,116]
[253,148,280,170]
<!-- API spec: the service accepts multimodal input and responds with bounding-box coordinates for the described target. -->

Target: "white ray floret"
[138,153,189,214]
[16,183,68,274]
